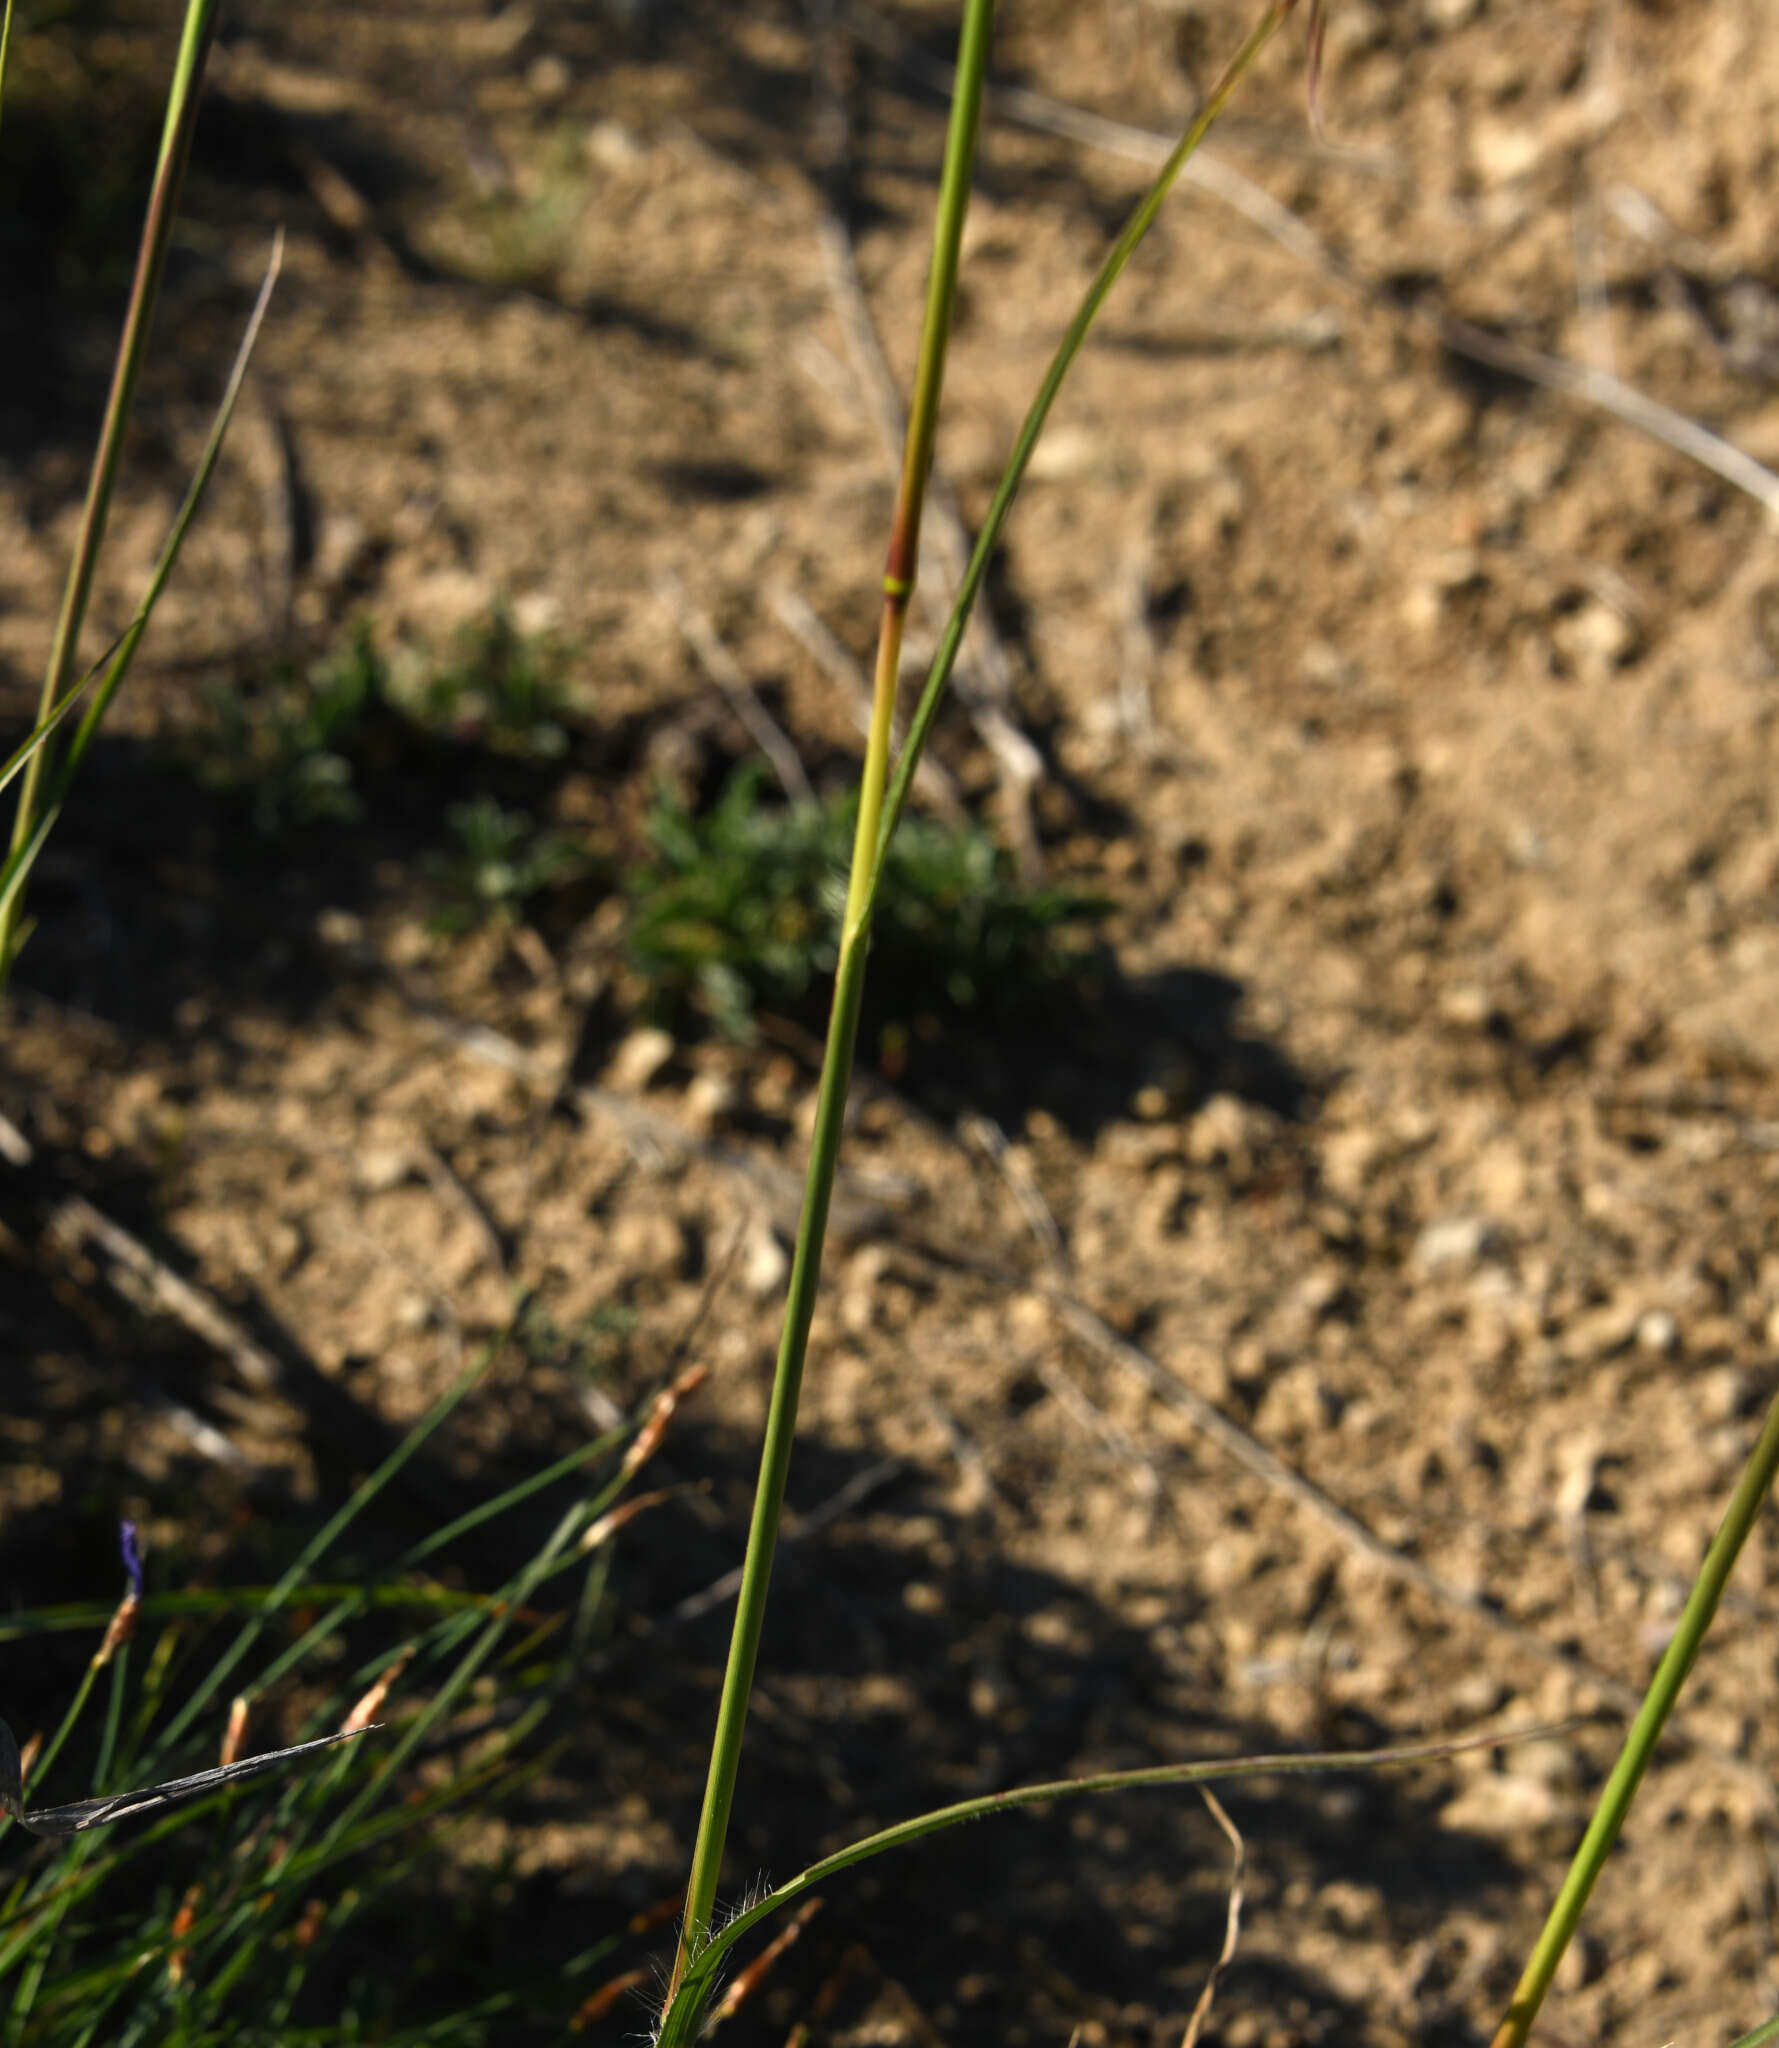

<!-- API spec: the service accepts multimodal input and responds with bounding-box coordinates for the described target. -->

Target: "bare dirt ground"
[6,1,1779,2042]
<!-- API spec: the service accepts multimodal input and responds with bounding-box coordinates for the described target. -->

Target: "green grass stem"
[663,0,997,2018]
[1726,2020,1779,2048]
[0,0,221,990]
[659,5,1304,2037]
[0,679,99,808]
[1489,1387,1779,2048]
[0,0,14,140]
[152,1326,490,1758]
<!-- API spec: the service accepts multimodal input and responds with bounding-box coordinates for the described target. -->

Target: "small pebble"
[1634,1309,1679,1356]
[607,1026,675,1093]
[1413,1214,1504,1273]
[741,1218,789,1300]
[684,1070,739,1131]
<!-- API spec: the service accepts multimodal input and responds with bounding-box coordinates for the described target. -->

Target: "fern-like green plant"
[626,761,1108,1043]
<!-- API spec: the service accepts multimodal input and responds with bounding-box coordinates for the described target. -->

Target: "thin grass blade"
[0,234,283,973]
[864,0,1296,915]
[660,1720,1559,2037]
[0,0,14,136]
[153,1322,491,1756]
[1,0,222,984]
[1488,1387,1779,2048]
[1725,2020,1779,2048]
[0,1719,375,1838]
[0,683,97,805]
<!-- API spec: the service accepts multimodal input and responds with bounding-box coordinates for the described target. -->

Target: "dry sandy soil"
[5,0,1779,2042]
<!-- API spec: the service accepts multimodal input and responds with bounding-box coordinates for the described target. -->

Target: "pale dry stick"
[1571,189,1617,380]
[1180,1788,1245,2048]
[652,569,813,805]
[1031,1354,1166,1520]
[790,330,863,417]
[1117,512,1164,753]
[152,1396,255,1477]
[42,1182,458,1511]
[923,1390,1002,1513]
[766,580,965,820]
[1605,183,1719,272]
[958,1111,1064,1267]
[961,78,1779,520]
[811,208,1046,879]
[1049,1262,1776,1790]
[412,1138,508,1276]
[48,1193,284,1398]
[841,2,1402,179]
[567,1082,916,1241]
[1055,1285,1779,1808]
[667,1456,903,1625]
[1054,1289,1654,1723]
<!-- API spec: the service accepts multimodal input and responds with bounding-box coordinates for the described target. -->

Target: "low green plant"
[457,124,590,296]
[200,626,387,838]
[199,610,578,845]
[626,760,1108,1044]
[391,607,577,762]
[513,1297,637,1385]
[429,795,589,932]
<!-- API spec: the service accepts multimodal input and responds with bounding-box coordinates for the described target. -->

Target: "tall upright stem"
[0,0,218,988]
[662,1,996,2023]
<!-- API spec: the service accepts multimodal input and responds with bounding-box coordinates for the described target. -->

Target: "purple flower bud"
[119,1522,144,1601]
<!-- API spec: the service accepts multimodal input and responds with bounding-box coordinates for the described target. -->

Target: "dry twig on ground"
[653,570,814,804]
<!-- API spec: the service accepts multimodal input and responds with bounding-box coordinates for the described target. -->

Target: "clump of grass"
[513,1297,637,1385]
[625,760,1109,1046]
[0,1341,700,2047]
